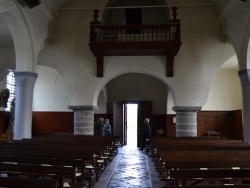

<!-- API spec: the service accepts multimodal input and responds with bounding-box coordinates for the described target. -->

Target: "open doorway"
[126,104,138,147]
[113,101,152,146]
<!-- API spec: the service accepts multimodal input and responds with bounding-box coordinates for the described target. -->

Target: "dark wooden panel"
[166,114,175,137]
[197,111,242,139]
[32,110,242,140]
[0,111,10,133]
[32,112,74,136]
[152,115,166,137]
[232,110,243,140]
[112,102,124,145]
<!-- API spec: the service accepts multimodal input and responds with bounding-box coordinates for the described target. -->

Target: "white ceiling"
[0,0,240,68]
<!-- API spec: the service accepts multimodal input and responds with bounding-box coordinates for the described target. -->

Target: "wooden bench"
[0,163,78,188]
[0,135,118,187]
[0,148,99,187]
[147,138,250,186]
[162,185,250,188]
[0,155,94,187]
[0,177,58,188]
[169,168,250,187]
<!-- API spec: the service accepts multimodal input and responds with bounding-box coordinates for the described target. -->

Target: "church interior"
[0,0,249,187]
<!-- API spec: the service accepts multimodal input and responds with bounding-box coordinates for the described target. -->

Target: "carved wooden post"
[90,9,101,42]
[170,7,181,42]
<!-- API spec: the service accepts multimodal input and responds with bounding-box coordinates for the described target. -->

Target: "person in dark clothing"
[94,117,104,136]
[140,118,152,151]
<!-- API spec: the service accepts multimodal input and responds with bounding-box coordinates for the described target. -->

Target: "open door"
[113,102,124,146]
[113,101,152,147]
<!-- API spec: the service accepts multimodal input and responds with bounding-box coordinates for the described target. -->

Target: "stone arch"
[93,70,174,113]
[0,1,34,72]
[243,16,250,69]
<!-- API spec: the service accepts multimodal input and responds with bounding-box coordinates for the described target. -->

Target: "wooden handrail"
[88,7,182,77]
[90,24,180,43]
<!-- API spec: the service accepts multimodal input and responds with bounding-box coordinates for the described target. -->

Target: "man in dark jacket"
[140,118,152,151]
[94,117,104,136]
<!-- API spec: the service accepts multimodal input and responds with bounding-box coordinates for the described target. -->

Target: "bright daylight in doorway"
[126,104,138,147]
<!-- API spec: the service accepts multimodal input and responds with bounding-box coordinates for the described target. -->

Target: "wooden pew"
[149,137,244,147]
[0,135,118,187]
[169,168,250,187]
[147,138,250,186]
[0,177,58,188]
[163,185,250,188]
[0,163,77,188]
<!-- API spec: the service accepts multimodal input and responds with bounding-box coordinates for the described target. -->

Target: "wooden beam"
[96,55,104,77]
[166,52,175,77]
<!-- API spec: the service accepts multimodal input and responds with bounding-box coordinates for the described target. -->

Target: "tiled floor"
[94,146,164,188]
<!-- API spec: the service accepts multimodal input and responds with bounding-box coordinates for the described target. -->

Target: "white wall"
[202,68,242,110]
[95,89,107,114]
[33,65,70,111]
[0,77,6,91]
[36,1,243,112]
[0,47,15,81]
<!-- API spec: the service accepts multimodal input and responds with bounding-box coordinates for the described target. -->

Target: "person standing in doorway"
[140,118,152,151]
[104,118,112,136]
[94,117,104,136]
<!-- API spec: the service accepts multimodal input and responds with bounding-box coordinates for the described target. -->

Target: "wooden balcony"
[89,8,182,77]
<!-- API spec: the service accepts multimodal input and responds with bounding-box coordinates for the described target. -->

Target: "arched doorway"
[104,73,169,146]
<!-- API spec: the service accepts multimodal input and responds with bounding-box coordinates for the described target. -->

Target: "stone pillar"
[238,70,250,142]
[68,105,98,135]
[172,106,202,137]
[14,72,38,140]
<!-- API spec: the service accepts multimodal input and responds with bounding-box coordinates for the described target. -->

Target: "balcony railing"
[90,24,180,43]
[88,7,181,77]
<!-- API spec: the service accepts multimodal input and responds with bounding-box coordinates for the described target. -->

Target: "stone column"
[14,72,38,139]
[68,105,98,135]
[172,106,202,137]
[238,70,250,142]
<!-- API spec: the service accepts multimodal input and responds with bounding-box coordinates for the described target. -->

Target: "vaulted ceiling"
[0,0,244,71]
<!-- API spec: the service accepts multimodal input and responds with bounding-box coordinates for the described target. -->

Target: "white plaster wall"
[0,47,15,80]
[221,1,250,70]
[168,5,236,107]
[37,1,239,110]
[0,77,6,91]
[95,89,107,114]
[202,68,242,110]
[33,65,70,111]
[167,90,175,114]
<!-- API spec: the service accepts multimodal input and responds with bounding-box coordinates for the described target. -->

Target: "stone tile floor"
[94,146,164,188]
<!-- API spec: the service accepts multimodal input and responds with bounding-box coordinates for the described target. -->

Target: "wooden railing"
[90,23,180,43]
[88,7,181,77]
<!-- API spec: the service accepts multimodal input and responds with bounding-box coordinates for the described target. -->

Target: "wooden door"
[113,102,124,146]
[137,101,152,147]
[124,104,128,146]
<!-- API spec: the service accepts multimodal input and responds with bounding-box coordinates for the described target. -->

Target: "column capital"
[14,71,38,87]
[238,69,250,86]
[68,105,98,111]
[172,106,202,112]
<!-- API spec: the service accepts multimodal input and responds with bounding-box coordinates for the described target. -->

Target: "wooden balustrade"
[89,7,182,77]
